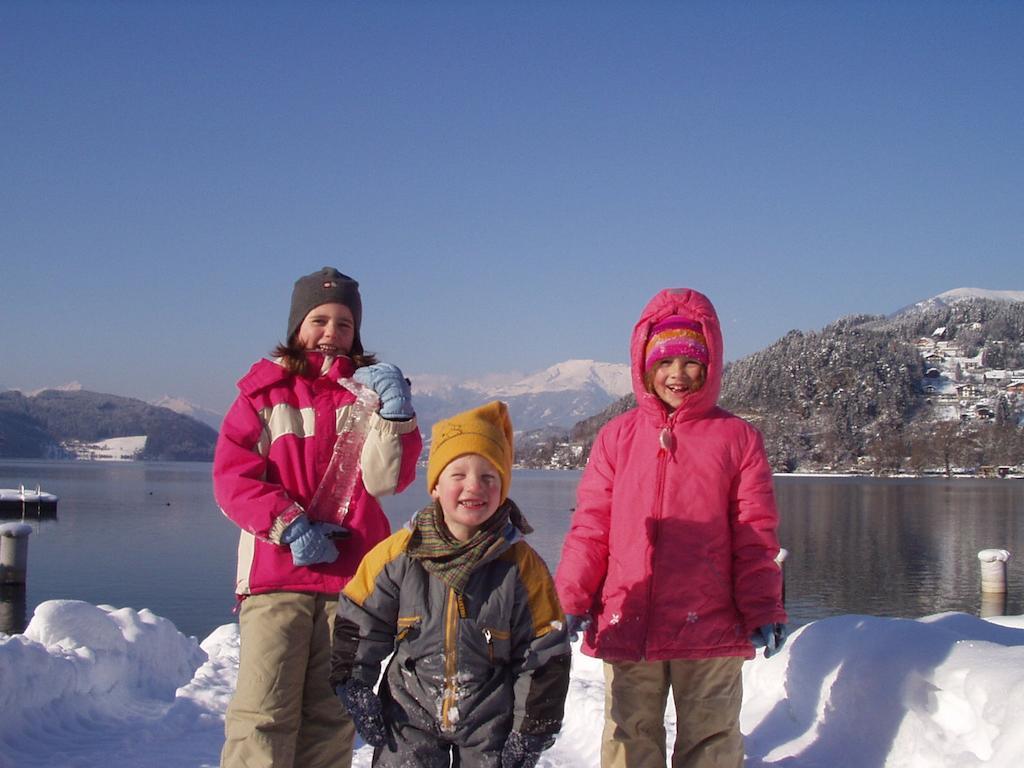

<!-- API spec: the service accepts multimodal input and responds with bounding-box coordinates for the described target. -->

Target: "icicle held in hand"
[306,377,380,526]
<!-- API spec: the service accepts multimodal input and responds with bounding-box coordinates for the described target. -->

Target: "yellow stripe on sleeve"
[342,528,412,606]
[504,542,565,637]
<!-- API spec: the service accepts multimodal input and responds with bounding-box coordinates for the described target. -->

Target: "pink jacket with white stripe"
[555,289,786,661]
[213,353,423,597]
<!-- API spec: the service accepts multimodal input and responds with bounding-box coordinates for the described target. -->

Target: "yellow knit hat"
[427,401,514,503]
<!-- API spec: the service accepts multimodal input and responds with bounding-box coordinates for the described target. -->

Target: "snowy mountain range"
[150,396,224,431]
[145,359,633,439]
[3,360,632,444]
[7,288,1020,458]
[409,358,631,436]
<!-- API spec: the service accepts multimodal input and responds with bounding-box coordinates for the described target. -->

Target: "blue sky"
[3,1,1022,413]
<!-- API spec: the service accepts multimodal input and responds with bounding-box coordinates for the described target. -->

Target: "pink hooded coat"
[555,289,786,661]
[213,353,422,597]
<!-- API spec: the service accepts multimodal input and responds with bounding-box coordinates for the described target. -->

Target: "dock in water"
[0,485,59,519]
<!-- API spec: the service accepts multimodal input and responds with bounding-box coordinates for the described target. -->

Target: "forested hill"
[0,389,218,461]
[520,297,1024,473]
[718,316,922,470]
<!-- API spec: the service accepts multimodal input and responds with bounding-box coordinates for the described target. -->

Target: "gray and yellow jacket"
[330,502,571,749]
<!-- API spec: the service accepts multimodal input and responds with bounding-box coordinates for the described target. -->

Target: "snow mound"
[742,613,1024,767]
[2,604,1024,766]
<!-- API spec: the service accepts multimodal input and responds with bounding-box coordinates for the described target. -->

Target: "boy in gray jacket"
[331,401,571,768]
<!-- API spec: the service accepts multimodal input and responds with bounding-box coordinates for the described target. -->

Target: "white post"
[775,548,789,606]
[0,523,32,585]
[977,549,1011,618]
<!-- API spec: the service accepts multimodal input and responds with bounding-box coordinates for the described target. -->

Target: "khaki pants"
[602,657,744,768]
[221,592,355,768]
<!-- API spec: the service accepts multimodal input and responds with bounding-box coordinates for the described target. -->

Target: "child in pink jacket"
[555,287,786,768]
[213,267,422,768]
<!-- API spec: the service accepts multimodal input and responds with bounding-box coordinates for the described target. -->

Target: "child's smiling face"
[295,303,355,356]
[432,454,502,541]
[649,355,705,411]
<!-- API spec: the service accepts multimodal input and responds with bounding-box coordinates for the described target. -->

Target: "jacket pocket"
[482,627,512,664]
[396,615,422,643]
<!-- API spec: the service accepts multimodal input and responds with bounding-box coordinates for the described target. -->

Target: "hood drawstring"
[657,407,680,459]
[659,427,674,453]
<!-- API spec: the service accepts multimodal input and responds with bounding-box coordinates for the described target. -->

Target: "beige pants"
[602,657,744,768]
[221,592,355,768]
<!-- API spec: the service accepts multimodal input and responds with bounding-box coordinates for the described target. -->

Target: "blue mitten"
[565,613,592,643]
[500,731,556,768]
[336,679,388,748]
[280,515,343,567]
[751,623,787,657]
[353,363,414,420]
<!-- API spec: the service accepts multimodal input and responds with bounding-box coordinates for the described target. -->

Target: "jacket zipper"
[640,415,674,658]
[441,588,460,731]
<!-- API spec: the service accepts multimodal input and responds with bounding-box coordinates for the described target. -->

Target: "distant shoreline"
[2,457,1021,481]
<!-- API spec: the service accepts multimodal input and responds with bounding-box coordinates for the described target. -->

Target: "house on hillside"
[984,370,1011,382]
[957,383,980,398]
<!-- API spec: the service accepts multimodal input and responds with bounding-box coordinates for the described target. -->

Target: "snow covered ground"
[3,600,1024,767]
[60,435,147,461]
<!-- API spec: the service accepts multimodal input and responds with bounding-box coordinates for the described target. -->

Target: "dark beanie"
[287,267,362,342]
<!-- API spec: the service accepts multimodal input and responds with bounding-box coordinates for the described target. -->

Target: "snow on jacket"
[555,288,786,662]
[213,352,422,596]
[331,504,571,747]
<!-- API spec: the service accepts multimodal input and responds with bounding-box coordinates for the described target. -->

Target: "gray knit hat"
[287,267,362,343]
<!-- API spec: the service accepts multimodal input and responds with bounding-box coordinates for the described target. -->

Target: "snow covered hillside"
[897,287,1024,316]
[150,395,224,431]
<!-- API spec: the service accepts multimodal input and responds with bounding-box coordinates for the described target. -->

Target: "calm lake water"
[2,460,1023,640]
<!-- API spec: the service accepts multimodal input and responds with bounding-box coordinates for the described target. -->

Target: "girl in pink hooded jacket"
[213,267,422,768]
[555,288,786,768]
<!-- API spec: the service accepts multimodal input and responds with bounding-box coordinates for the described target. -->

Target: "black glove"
[500,731,555,768]
[751,623,788,658]
[564,613,592,643]
[336,679,387,747]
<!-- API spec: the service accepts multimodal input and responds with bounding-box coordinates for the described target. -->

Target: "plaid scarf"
[407,498,532,595]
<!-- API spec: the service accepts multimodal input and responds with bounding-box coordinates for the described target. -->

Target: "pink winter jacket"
[555,289,786,661]
[213,353,422,597]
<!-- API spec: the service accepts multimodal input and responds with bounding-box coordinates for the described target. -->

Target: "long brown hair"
[272,336,378,376]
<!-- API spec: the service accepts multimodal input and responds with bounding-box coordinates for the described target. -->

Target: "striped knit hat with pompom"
[644,315,708,371]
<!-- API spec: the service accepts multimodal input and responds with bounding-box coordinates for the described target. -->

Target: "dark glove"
[353,363,414,420]
[565,613,592,643]
[280,515,344,567]
[751,623,787,658]
[336,679,387,748]
[500,731,555,768]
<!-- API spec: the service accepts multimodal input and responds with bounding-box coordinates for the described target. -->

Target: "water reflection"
[0,585,27,634]
[2,460,1022,641]
[776,476,1024,625]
